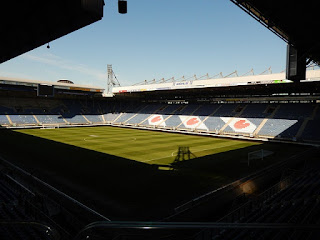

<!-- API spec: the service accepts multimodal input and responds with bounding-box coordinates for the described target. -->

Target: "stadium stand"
[1,97,320,143]
[126,104,161,125]
[212,168,320,240]
[0,172,59,239]
[193,104,220,116]
[162,115,181,128]
[0,154,114,239]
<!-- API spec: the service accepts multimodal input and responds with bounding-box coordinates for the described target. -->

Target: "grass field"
[16,126,262,166]
[0,126,311,220]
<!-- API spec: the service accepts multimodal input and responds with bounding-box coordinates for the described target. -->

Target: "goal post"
[40,124,60,129]
[247,149,273,167]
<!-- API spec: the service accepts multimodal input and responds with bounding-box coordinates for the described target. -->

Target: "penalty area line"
[142,143,241,163]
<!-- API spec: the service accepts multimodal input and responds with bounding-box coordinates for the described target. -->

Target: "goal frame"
[247,149,265,167]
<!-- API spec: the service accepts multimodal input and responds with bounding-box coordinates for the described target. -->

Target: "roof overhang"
[113,70,320,94]
[0,76,104,93]
[230,0,320,64]
[0,0,104,64]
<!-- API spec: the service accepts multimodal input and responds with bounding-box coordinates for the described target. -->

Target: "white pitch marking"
[84,135,99,141]
[143,143,241,163]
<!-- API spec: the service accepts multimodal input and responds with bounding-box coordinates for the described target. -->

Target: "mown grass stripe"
[15,126,260,164]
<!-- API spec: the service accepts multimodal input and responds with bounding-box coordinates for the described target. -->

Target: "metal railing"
[74,221,320,240]
[165,147,315,221]
[0,221,60,240]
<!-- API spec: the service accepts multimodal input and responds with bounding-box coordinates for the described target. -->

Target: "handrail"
[0,155,110,222]
[80,220,320,230]
[0,221,60,240]
[218,174,296,223]
[74,221,320,240]
[165,147,316,220]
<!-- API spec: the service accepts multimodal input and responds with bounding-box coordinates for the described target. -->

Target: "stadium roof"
[230,0,320,65]
[0,0,104,64]
[0,76,104,93]
[113,70,320,94]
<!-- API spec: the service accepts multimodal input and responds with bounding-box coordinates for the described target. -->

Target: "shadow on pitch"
[0,129,310,221]
[0,129,166,220]
[168,141,309,181]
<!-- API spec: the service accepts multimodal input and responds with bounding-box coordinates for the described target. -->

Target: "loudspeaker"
[286,44,306,82]
[118,0,127,14]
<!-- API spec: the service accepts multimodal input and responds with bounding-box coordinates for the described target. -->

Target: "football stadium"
[1,1,320,239]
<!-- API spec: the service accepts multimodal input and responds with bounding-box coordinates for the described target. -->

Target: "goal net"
[247,149,273,166]
[40,124,60,129]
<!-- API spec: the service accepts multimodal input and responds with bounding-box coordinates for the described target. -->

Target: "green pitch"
[16,126,261,166]
[2,126,310,220]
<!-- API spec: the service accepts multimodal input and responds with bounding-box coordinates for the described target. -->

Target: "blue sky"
[0,0,286,89]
